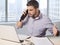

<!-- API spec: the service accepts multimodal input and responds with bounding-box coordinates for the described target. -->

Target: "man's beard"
[28,10,40,19]
[32,10,40,18]
[28,14,36,18]
[32,15,36,18]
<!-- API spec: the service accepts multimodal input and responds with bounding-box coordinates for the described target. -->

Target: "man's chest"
[26,18,47,32]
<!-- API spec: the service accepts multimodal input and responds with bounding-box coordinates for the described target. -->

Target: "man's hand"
[53,24,59,36]
[16,21,23,28]
[16,10,28,28]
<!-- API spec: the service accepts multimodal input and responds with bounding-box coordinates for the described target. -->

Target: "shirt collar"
[34,13,42,20]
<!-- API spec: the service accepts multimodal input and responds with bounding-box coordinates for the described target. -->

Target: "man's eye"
[29,9,33,11]
[30,10,32,11]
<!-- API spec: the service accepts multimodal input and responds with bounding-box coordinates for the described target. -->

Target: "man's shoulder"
[40,13,48,19]
[40,13,52,22]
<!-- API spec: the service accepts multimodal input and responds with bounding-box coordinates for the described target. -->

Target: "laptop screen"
[0,25,20,43]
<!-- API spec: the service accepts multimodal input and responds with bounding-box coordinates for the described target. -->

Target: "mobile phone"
[20,10,28,21]
[25,10,28,15]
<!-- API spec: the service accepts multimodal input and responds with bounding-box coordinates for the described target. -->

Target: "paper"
[29,37,53,45]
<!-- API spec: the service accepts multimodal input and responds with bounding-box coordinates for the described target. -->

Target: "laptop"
[0,25,20,43]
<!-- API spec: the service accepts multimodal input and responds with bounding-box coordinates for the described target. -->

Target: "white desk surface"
[0,36,53,45]
[0,25,60,45]
[0,39,20,45]
[48,36,60,45]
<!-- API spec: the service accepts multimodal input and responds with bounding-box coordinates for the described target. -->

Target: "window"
[48,0,60,22]
[0,0,5,22]
[8,0,27,22]
[37,0,47,15]
[0,0,27,22]
[0,0,48,22]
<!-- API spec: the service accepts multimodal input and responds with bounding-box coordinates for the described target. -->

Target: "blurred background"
[0,0,60,36]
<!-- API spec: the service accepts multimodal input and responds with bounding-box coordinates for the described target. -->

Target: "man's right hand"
[16,21,23,28]
[16,10,28,28]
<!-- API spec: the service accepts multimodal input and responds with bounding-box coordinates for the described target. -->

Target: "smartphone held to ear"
[20,10,28,21]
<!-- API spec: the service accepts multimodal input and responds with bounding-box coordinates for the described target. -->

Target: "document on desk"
[0,25,19,43]
[29,37,53,45]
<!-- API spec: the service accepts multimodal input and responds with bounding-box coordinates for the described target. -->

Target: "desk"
[18,35,60,45]
[0,25,60,45]
[18,34,53,45]
[0,35,53,45]
[0,34,60,45]
[48,36,60,45]
[0,39,20,45]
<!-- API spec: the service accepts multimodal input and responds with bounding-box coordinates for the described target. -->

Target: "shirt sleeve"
[44,15,54,34]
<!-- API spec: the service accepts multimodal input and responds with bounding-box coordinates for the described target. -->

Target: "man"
[16,0,58,37]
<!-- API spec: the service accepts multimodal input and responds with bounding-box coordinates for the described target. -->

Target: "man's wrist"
[19,20,24,23]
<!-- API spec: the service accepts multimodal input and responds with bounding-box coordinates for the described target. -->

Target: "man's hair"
[27,0,39,8]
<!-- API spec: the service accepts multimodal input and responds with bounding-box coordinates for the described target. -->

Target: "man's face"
[27,6,37,17]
